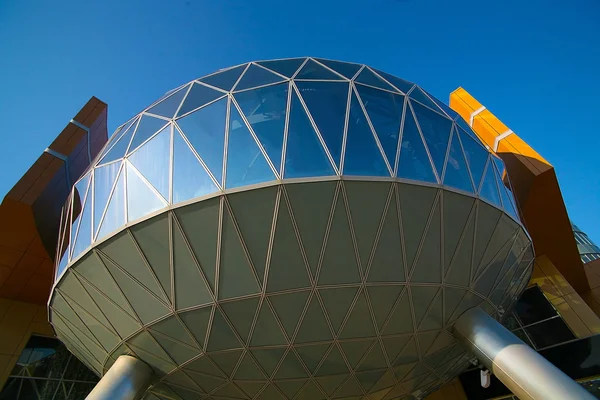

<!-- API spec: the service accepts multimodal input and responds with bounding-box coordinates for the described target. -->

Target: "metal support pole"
[453,308,594,400]
[86,355,153,400]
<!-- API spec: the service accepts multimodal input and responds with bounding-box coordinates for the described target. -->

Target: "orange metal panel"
[449,88,590,294]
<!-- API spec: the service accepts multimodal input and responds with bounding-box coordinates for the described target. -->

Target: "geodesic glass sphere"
[50,58,533,400]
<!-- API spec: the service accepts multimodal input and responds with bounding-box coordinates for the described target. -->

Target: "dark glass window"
[513,285,557,326]
[525,318,576,349]
[0,335,98,400]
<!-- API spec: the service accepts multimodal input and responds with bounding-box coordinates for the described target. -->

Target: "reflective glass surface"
[56,57,523,280]
[0,335,98,400]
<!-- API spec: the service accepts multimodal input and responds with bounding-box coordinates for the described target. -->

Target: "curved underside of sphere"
[50,180,532,399]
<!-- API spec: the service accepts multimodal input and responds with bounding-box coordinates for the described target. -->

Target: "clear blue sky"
[1,0,599,243]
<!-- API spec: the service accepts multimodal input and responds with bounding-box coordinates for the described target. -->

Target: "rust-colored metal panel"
[0,97,108,305]
[449,88,589,294]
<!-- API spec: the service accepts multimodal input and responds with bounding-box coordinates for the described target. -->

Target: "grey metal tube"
[86,355,153,400]
[453,307,594,400]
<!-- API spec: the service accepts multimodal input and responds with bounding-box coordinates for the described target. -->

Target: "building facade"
[0,59,598,399]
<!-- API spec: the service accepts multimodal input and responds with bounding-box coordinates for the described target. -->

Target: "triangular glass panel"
[221,297,259,343]
[198,64,247,91]
[339,339,373,369]
[343,91,390,176]
[267,197,311,292]
[499,181,519,220]
[382,291,413,335]
[151,316,198,348]
[151,332,201,365]
[172,217,213,310]
[356,84,404,167]
[99,253,170,324]
[274,380,305,399]
[257,58,306,78]
[318,287,358,334]
[174,198,220,292]
[74,276,140,340]
[294,343,330,373]
[234,63,286,91]
[382,335,412,365]
[209,350,243,376]
[357,342,388,372]
[177,82,224,118]
[315,345,348,376]
[410,287,439,328]
[180,307,212,348]
[228,186,277,284]
[411,101,453,177]
[128,330,172,363]
[319,193,361,285]
[172,130,218,204]
[93,162,121,235]
[479,158,502,207]
[206,308,242,351]
[409,87,444,114]
[284,91,335,178]
[443,192,475,275]
[125,163,166,222]
[226,103,277,188]
[372,68,414,94]
[444,287,467,324]
[443,130,475,193]
[128,114,169,155]
[251,347,286,377]
[58,273,115,337]
[97,166,125,240]
[315,58,362,79]
[410,200,442,283]
[218,205,261,299]
[472,202,502,278]
[176,97,227,185]
[474,215,518,280]
[147,84,189,118]
[458,126,488,188]
[397,106,437,183]
[419,292,443,330]
[355,68,398,92]
[128,125,170,201]
[185,369,226,392]
[296,81,348,168]
[315,375,347,396]
[250,301,287,346]
[295,59,344,80]
[269,291,310,338]
[257,384,286,400]
[339,290,376,339]
[130,214,171,304]
[285,182,336,276]
[99,229,167,303]
[367,192,405,283]
[274,351,307,379]
[367,286,404,330]
[294,295,333,344]
[234,83,288,172]
[71,175,92,260]
[233,382,267,399]
[398,184,438,271]
[445,216,475,287]
[75,252,138,319]
[423,89,458,120]
[234,353,267,380]
[98,122,135,166]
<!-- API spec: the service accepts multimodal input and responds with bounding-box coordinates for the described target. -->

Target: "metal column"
[86,355,153,400]
[453,307,594,400]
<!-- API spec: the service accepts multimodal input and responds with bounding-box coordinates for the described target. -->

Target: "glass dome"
[55,57,521,281]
